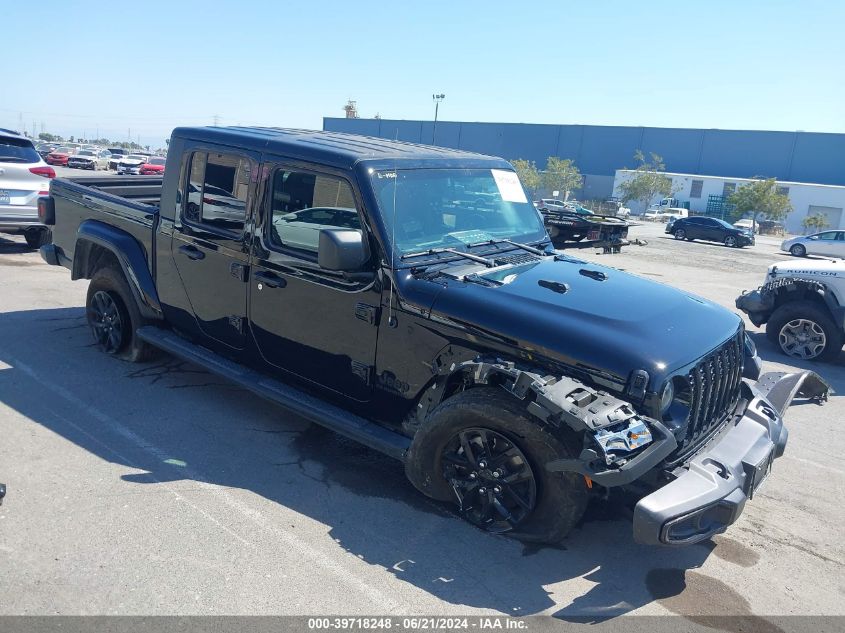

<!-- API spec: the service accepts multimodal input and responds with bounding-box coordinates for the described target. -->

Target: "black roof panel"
[172,126,508,170]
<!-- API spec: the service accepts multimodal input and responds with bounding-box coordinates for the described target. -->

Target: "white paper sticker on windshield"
[491,169,528,203]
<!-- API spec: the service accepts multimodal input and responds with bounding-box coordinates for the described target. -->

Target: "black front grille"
[674,332,744,460]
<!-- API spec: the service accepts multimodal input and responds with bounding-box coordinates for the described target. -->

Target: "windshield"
[370,168,546,256]
[714,218,735,229]
[149,158,165,165]
[77,150,96,156]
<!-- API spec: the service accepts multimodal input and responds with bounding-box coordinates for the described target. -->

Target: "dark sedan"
[666,216,754,248]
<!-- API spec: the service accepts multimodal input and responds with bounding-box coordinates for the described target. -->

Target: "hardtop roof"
[171,126,510,170]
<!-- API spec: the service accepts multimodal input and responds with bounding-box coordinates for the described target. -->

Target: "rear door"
[171,147,258,351]
[248,161,380,401]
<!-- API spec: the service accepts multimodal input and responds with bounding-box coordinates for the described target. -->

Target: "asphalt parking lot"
[0,219,843,619]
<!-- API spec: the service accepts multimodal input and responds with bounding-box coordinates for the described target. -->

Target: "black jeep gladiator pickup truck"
[38,126,829,545]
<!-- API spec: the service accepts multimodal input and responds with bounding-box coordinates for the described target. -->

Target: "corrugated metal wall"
[323,118,845,187]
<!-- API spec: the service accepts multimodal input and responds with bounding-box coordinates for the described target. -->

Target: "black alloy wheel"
[88,290,125,354]
[441,427,538,533]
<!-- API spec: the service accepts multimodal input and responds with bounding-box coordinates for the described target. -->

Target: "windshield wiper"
[400,246,495,267]
[468,238,549,256]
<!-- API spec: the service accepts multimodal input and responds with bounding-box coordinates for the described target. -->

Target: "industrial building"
[613,170,845,234]
[323,118,845,230]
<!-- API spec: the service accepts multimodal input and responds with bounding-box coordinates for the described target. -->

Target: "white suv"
[0,129,55,248]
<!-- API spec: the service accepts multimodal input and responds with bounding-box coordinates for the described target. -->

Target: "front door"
[171,148,258,351]
[248,162,380,401]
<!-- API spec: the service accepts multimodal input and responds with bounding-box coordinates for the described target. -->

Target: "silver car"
[116,154,148,175]
[67,148,111,170]
[0,130,54,248]
[781,231,845,258]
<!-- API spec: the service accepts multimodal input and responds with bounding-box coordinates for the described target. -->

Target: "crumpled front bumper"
[632,370,830,546]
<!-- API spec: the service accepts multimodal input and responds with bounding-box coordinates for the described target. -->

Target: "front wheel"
[790,243,807,257]
[766,302,843,362]
[724,235,738,247]
[673,228,686,240]
[405,387,588,543]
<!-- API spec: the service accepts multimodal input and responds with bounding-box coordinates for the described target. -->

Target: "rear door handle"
[178,244,205,260]
[254,271,286,289]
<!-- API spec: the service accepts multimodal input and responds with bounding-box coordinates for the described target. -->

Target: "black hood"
[406,256,741,389]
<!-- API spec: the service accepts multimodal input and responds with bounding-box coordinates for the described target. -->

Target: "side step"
[136,326,411,461]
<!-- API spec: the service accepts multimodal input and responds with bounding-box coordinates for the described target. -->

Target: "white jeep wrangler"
[737,258,845,362]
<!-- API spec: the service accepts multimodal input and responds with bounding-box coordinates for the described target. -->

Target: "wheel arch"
[72,220,163,321]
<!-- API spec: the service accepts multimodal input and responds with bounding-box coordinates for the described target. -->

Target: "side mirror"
[318,229,369,272]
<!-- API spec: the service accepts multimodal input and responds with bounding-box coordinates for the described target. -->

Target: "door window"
[817,232,838,241]
[268,168,361,255]
[183,151,251,236]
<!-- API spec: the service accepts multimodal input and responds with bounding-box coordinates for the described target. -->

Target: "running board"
[136,326,411,461]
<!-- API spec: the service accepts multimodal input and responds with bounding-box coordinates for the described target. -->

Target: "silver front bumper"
[633,371,830,545]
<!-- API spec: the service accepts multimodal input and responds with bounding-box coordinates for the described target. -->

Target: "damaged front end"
[451,355,830,545]
[631,370,830,545]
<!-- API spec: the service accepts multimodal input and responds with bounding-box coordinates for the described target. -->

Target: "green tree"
[802,212,828,234]
[728,177,791,232]
[617,151,675,212]
[511,159,542,199]
[542,157,582,200]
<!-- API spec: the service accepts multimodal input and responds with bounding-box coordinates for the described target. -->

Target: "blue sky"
[4,1,844,148]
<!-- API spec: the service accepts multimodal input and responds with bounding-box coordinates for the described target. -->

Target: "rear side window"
[268,168,360,255]
[184,151,252,236]
[0,136,40,163]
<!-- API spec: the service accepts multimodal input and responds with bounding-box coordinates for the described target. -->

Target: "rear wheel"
[790,243,807,257]
[24,228,51,249]
[405,387,589,543]
[86,267,157,362]
[766,302,842,362]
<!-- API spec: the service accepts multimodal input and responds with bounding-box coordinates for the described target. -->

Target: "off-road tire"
[405,387,589,543]
[86,266,157,363]
[24,228,51,249]
[790,244,806,257]
[766,302,843,362]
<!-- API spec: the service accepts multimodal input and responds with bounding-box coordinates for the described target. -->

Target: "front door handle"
[254,271,286,289]
[178,244,205,260]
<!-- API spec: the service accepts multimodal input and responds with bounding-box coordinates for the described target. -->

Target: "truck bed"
[63,175,163,207]
[47,176,162,275]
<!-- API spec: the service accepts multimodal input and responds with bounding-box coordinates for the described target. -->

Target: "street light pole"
[432,93,445,145]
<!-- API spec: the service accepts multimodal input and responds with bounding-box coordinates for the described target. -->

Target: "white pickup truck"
[737,258,845,362]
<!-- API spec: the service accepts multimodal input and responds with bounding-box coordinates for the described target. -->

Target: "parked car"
[38,126,832,547]
[139,156,166,175]
[45,146,76,166]
[107,148,128,170]
[0,130,55,247]
[67,148,111,171]
[36,143,58,159]
[534,199,593,216]
[737,258,845,362]
[734,219,756,232]
[116,154,148,175]
[667,216,754,247]
[781,231,845,258]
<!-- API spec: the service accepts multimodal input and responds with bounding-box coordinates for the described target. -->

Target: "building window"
[777,186,790,196]
[690,180,704,198]
[722,182,736,196]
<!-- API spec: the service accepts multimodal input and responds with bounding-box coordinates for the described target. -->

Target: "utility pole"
[431,94,445,145]
[212,114,220,126]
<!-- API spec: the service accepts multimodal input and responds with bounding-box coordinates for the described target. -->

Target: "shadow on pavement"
[0,307,738,618]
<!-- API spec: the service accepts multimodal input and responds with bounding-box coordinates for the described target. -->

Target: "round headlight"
[660,380,675,414]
